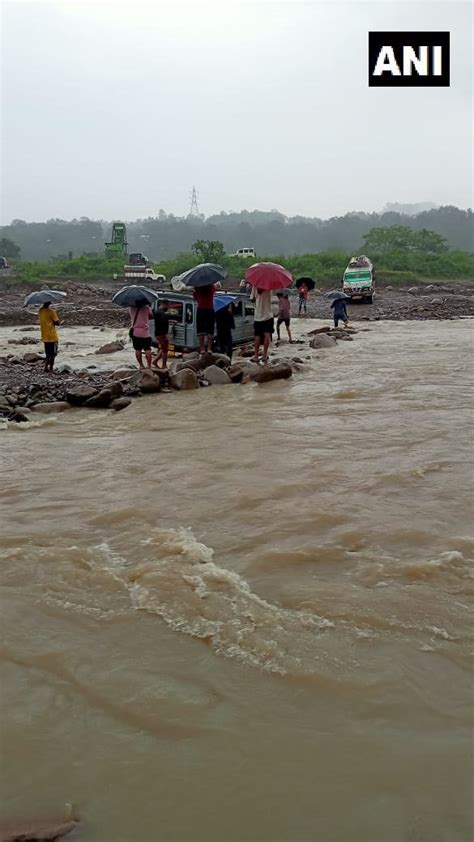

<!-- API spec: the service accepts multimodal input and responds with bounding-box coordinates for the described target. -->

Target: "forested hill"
[1,206,472,261]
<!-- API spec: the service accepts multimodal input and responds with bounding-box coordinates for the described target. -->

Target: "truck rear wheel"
[365,295,373,304]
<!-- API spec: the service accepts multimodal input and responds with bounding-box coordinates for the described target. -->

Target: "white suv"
[230,247,256,258]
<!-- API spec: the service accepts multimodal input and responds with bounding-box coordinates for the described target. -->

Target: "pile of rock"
[0,357,139,423]
[7,335,39,346]
[307,325,357,349]
[169,351,295,389]
[0,347,301,424]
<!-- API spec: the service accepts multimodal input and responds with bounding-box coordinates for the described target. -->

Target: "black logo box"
[368,31,450,86]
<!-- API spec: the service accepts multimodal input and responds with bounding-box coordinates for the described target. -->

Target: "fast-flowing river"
[1,319,472,842]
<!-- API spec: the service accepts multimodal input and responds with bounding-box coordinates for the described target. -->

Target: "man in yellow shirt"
[38,302,60,371]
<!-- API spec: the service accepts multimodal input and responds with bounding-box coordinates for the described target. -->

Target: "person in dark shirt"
[193,284,216,354]
[153,300,170,369]
[330,297,349,327]
[215,304,235,361]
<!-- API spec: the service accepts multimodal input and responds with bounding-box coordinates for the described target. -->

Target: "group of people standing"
[128,299,170,370]
[37,283,349,374]
[126,284,348,368]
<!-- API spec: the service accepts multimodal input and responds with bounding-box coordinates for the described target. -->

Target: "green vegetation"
[1,206,472,262]
[0,236,21,259]
[4,227,473,288]
[191,239,226,264]
[362,226,449,255]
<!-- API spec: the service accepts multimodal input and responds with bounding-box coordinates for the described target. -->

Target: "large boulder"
[310,334,337,349]
[0,816,79,841]
[329,330,354,341]
[5,410,30,423]
[8,336,38,345]
[252,363,293,384]
[175,358,203,373]
[108,381,124,398]
[84,388,114,408]
[429,297,444,305]
[111,397,132,412]
[95,340,125,355]
[407,287,419,295]
[307,326,332,336]
[169,368,199,390]
[32,401,71,414]
[111,367,136,381]
[210,353,232,367]
[227,364,245,383]
[23,352,43,363]
[130,370,161,393]
[66,385,98,406]
[235,359,261,375]
[202,365,232,385]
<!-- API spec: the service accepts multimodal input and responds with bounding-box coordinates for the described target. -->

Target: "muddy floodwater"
[0,320,473,842]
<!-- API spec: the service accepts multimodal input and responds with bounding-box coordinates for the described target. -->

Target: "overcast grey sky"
[1,0,472,223]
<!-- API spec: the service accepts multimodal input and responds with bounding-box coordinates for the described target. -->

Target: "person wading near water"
[298,282,308,316]
[129,299,153,369]
[153,299,170,369]
[251,287,274,363]
[38,301,60,372]
[276,292,292,343]
[215,303,235,361]
[331,297,349,328]
[193,284,216,355]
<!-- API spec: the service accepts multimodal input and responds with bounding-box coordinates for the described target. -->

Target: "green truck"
[342,255,375,303]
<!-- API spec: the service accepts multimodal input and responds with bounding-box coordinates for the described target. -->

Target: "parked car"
[149,291,255,352]
[230,247,256,259]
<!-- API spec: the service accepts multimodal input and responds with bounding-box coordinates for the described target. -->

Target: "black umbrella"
[24,290,67,307]
[180,263,227,288]
[112,285,158,307]
[295,277,315,291]
[325,290,350,301]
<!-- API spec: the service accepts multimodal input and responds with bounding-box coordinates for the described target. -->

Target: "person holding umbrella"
[39,301,60,372]
[246,262,293,364]
[331,295,349,327]
[298,283,308,316]
[112,285,158,369]
[23,289,67,373]
[179,263,227,356]
[129,298,153,369]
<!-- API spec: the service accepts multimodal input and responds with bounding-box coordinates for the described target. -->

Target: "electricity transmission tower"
[188,186,201,217]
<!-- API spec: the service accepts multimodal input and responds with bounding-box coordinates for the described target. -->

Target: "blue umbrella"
[325,290,350,301]
[24,289,67,307]
[112,285,158,307]
[180,263,227,288]
[214,294,237,312]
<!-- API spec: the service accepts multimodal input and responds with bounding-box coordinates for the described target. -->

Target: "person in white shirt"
[250,287,274,363]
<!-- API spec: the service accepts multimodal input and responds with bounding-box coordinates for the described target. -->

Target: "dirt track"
[0,280,473,328]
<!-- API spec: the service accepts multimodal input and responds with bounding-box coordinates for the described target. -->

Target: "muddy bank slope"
[1,280,474,327]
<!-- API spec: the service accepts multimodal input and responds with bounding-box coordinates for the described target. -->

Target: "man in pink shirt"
[129,301,153,369]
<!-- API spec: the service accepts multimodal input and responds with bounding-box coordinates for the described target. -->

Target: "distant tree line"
[1,206,472,262]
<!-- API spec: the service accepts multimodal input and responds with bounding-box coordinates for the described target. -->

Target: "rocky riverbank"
[0,325,358,423]
[1,280,474,329]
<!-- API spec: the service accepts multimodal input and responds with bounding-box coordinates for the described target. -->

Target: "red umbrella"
[245,262,293,291]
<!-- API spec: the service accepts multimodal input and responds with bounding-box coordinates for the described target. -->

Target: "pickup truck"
[124,266,166,284]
